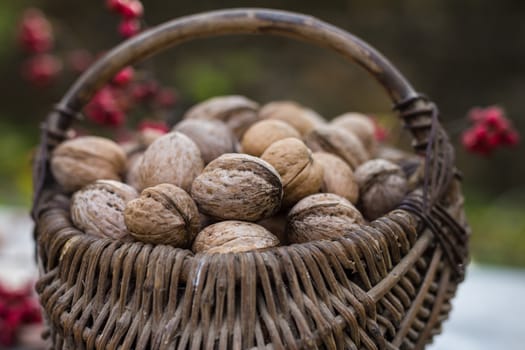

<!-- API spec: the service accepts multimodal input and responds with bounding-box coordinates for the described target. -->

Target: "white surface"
[0,207,37,289]
[429,264,525,350]
[1,208,524,349]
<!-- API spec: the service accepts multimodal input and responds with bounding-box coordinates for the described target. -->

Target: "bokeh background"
[0,0,524,267]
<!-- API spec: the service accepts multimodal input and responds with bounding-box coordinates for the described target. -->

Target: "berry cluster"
[18,9,62,86]
[84,68,178,128]
[17,4,178,129]
[0,284,42,347]
[106,0,144,38]
[461,106,519,155]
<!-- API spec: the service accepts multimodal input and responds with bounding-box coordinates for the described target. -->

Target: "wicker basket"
[31,8,469,350]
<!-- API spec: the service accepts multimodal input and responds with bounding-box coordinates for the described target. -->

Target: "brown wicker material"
[31,8,469,350]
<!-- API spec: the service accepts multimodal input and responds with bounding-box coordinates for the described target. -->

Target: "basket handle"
[33,8,455,217]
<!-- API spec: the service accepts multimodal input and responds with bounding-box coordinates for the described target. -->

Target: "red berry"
[485,110,509,132]
[119,1,144,19]
[22,54,62,86]
[18,8,54,53]
[473,124,488,141]
[502,130,520,146]
[118,18,141,38]
[138,120,169,133]
[371,117,387,141]
[112,66,135,86]
[85,87,126,127]
[487,132,501,148]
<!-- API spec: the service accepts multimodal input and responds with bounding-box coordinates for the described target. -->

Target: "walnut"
[331,113,378,155]
[286,193,364,243]
[183,95,259,138]
[51,136,126,192]
[191,153,283,221]
[192,221,279,254]
[125,151,143,190]
[137,131,204,192]
[124,184,200,248]
[258,101,325,136]
[261,138,323,207]
[241,119,300,156]
[173,119,238,164]
[354,159,408,220]
[304,125,369,170]
[70,180,138,240]
[312,152,359,204]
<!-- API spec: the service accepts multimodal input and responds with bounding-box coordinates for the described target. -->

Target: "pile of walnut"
[51,95,417,254]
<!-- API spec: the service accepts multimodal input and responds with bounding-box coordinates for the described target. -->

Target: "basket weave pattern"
[32,9,469,350]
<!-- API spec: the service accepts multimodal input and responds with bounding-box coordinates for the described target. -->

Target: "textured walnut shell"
[261,138,323,207]
[241,120,301,157]
[354,159,408,220]
[258,101,324,136]
[51,136,126,192]
[183,95,259,138]
[191,153,283,221]
[192,221,279,254]
[286,193,364,244]
[312,152,359,204]
[331,113,378,155]
[125,151,143,190]
[137,132,204,192]
[124,184,200,248]
[305,125,369,170]
[71,180,138,240]
[173,119,238,164]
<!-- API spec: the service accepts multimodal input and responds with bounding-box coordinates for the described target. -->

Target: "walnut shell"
[261,138,323,207]
[51,136,126,192]
[192,221,279,254]
[241,120,301,156]
[312,152,359,204]
[305,125,369,170]
[286,193,364,243]
[173,119,238,164]
[124,184,200,247]
[331,113,378,155]
[71,180,138,240]
[258,101,324,136]
[137,131,204,192]
[191,153,283,221]
[354,159,407,220]
[125,151,143,190]
[183,95,259,138]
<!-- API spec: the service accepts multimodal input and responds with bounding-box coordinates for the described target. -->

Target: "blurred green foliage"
[466,188,525,267]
